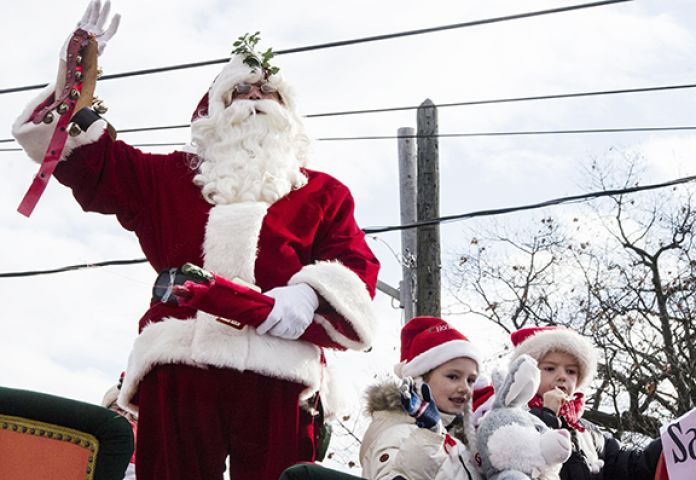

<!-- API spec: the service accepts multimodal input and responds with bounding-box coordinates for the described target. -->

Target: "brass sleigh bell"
[92,97,108,114]
[67,122,82,137]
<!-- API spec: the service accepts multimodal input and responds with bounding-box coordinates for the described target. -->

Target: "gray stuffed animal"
[476,354,572,480]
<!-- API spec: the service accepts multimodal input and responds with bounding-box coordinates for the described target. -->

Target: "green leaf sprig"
[231,32,280,77]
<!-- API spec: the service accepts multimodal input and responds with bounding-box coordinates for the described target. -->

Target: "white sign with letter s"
[660,407,696,480]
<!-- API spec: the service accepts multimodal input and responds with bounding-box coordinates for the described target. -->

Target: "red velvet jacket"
[49,132,380,411]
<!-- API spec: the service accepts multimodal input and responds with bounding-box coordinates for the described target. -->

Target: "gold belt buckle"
[215,317,244,330]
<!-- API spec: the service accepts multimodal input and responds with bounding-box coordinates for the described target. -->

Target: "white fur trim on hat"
[205,55,299,118]
[511,329,597,389]
[395,339,481,379]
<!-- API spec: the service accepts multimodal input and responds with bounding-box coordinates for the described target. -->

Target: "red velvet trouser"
[136,364,315,480]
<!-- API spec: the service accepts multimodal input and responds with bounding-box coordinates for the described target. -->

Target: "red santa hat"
[394,316,481,379]
[510,326,597,389]
[472,384,495,427]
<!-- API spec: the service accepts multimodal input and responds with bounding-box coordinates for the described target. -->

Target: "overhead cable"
[306,82,696,118]
[3,79,695,145]
[2,170,694,278]
[363,173,696,234]
[317,126,696,141]
[0,0,632,95]
[0,259,147,278]
[2,125,695,152]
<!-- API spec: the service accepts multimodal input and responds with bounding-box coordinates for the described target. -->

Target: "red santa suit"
[13,66,380,479]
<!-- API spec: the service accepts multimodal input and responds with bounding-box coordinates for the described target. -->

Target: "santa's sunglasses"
[234,82,278,95]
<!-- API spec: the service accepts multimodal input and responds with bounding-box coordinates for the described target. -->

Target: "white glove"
[60,0,121,61]
[257,283,319,340]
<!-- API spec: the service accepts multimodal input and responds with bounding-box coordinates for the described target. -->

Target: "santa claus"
[12,2,380,480]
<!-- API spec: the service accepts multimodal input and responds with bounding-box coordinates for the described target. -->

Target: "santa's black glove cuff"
[71,107,102,131]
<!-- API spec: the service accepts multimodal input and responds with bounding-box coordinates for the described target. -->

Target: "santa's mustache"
[221,99,292,130]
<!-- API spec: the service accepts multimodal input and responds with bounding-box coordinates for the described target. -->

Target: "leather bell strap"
[17,29,90,217]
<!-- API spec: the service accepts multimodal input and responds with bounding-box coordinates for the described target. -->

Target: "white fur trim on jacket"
[119,202,342,414]
[202,202,268,282]
[289,261,376,351]
[118,318,201,413]
[189,311,323,390]
[12,84,107,163]
[118,312,325,414]
[510,329,597,389]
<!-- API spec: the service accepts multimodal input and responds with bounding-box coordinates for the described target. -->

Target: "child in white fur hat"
[510,326,663,480]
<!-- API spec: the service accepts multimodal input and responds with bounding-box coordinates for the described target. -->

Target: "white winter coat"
[359,381,482,480]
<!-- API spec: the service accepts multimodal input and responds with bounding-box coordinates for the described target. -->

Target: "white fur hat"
[510,326,597,389]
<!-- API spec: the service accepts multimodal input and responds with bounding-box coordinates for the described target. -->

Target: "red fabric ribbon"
[528,391,586,432]
[17,29,90,217]
[443,433,457,454]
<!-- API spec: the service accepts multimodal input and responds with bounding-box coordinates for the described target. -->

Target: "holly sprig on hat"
[231,32,280,77]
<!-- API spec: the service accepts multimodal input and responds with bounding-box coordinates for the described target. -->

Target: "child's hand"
[542,387,569,415]
[399,377,441,430]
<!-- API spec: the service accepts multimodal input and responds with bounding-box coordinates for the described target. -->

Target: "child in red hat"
[359,316,483,480]
[279,317,483,480]
[510,325,662,480]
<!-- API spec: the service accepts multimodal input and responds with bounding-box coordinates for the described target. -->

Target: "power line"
[0,259,147,278]
[0,0,632,95]
[317,126,696,141]
[2,78,693,144]
[4,79,694,145]
[2,125,695,152]
[363,172,696,234]
[306,82,696,118]
[2,170,693,279]
[118,125,189,134]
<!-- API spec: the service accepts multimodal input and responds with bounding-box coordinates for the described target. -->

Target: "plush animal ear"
[503,355,540,407]
[491,368,505,391]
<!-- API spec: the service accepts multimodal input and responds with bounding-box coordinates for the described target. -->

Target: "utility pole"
[416,99,441,317]
[398,127,417,323]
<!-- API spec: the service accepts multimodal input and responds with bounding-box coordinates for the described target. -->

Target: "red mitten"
[183,276,352,348]
[174,274,273,329]
[153,264,349,348]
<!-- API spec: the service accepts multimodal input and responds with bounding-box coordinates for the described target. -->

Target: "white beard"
[188,99,310,205]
